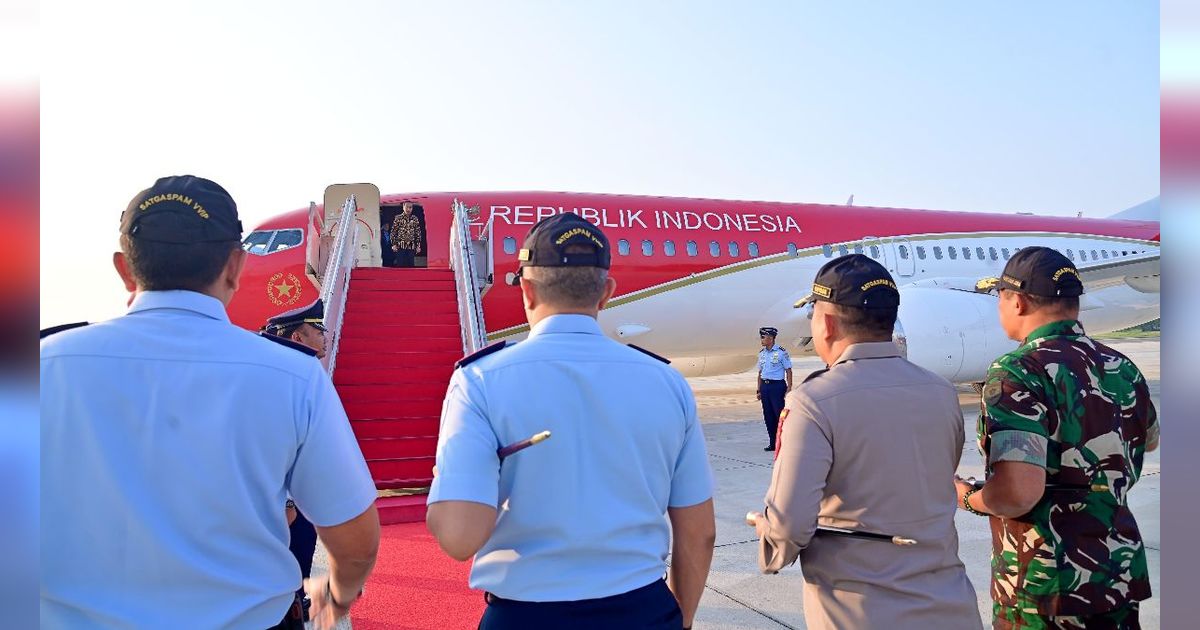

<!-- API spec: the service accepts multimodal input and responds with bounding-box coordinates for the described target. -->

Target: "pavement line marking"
[702,583,799,629]
[714,538,758,549]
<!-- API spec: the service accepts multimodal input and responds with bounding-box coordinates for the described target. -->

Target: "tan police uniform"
[758,341,982,630]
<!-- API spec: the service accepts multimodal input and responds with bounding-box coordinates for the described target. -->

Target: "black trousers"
[760,379,787,446]
[289,511,317,595]
[395,249,416,267]
[479,578,683,630]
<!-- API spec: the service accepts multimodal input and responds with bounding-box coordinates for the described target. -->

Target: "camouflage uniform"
[978,319,1158,629]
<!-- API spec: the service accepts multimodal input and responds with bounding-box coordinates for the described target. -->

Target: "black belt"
[761,379,785,383]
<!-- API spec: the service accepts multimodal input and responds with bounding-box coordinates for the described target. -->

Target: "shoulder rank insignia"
[628,344,670,364]
[40,322,89,339]
[802,367,829,384]
[258,332,319,357]
[456,341,509,368]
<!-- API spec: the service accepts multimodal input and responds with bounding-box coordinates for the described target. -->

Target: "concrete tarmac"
[685,337,1160,629]
[312,337,1160,629]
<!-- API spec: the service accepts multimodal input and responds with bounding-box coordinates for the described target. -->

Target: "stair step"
[347,290,457,303]
[334,366,454,386]
[359,436,438,460]
[368,458,437,484]
[339,337,462,354]
[342,310,459,326]
[377,494,429,525]
[339,324,461,340]
[343,300,459,315]
[375,477,435,491]
[335,352,462,370]
[339,383,449,401]
[351,279,456,291]
[351,418,440,439]
[345,399,443,419]
[353,268,454,280]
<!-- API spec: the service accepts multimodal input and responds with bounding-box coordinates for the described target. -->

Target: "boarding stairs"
[317,196,491,525]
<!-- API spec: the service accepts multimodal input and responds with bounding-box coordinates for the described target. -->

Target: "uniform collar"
[528,313,603,338]
[1024,319,1085,344]
[762,344,780,351]
[831,341,902,366]
[127,290,230,323]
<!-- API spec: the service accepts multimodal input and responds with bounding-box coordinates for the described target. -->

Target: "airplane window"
[728,241,740,257]
[242,230,274,255]
[837,244,849,256]
[1101,250,1109,259]
[1079,250,1087,261]
[641,240,653,256]
[822,244,833,258]
[664,240,676,257]
[788,243,799,257]
[989,247,998,261]
[1112,250,1118,258]
[976,247,986,260]
[853,244,863,255]
[962,247,972,260]
[948,246,958,260]
[618,239,630,256]
[916,246,927,260]
[933,246,943,260]
[1001,248,1011,259]
[870,245,881,259]
[748,242,760,257]
[709,241,721,257]
[502,236,517,255]
[1067,249,1075,260]
[1122,250,1128,256]
[1091,249,1098,259]
[269,229,303,253]
[686,240,698,256]
[899,245,910,260]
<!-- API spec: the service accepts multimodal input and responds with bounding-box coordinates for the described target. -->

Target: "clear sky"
[39,1,1160,326]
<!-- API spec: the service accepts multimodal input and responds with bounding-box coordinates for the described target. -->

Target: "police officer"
[754,254,981,629]
[425,213,716,630]
[40,176,379,630]
[955,247,1159,629]
[756,326,792,451]
[262,298,329,622]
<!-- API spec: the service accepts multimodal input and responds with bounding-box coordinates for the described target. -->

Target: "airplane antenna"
[846,194,855,206]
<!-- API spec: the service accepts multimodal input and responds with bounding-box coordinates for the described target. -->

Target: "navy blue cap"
[795,254,900,309]
[999,247,1084,297]
[759,327,778,337]
[264,299,326,336]
[121,175,243,243]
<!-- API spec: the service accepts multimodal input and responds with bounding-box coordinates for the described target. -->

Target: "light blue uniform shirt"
[40,291,377,629]
[428,314,713,601]
[757,345,793,380]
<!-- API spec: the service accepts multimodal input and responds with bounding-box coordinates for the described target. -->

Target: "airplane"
[228,191,1160,384]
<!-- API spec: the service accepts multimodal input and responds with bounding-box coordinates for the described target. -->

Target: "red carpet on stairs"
[352,523,485,630]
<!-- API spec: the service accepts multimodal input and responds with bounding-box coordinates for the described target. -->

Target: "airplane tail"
[1109,196,1159,221]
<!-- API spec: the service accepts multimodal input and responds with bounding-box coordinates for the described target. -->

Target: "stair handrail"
[450,199,488,356]
[319,193,359,376]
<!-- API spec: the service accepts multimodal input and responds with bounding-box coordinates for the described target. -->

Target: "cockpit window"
[269,229,303,253]
[242,231,275,255]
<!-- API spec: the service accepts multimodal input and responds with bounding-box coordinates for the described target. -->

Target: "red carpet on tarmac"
[351,523,485,630]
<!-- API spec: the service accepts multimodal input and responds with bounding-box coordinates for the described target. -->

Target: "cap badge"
[518,249,531,262]
[1001,274,1024,288]
[812,283,832,298]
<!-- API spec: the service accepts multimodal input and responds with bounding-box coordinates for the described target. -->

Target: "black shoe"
[301,596,311,622]
[764,445,775,451]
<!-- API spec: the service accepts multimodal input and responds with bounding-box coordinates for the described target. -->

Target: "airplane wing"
[1077,251,1159,294]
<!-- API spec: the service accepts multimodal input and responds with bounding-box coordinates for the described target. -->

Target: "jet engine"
[895,286,1016,383]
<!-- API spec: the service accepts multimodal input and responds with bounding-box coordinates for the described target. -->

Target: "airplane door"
[888,237,916,277]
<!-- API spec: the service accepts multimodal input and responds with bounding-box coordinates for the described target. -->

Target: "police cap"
[511,213,611,285]
[794,254,900,309]
[759,327,778,337]
[120,175,243,244]
[998,247,1084,297]
[264,298,326,336]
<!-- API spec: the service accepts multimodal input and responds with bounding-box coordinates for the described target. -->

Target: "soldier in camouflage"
[954,246,1159,630]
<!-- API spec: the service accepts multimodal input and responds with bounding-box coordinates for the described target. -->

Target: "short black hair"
[829,303,897,341]
[120,215,239,291]
[1020,293,1080,314]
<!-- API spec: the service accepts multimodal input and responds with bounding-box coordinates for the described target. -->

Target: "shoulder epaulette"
[40,322,89,339]
[258,332,319,357]
[802,368,829,384]
[628,344,670,364]
[456,341,509,368]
